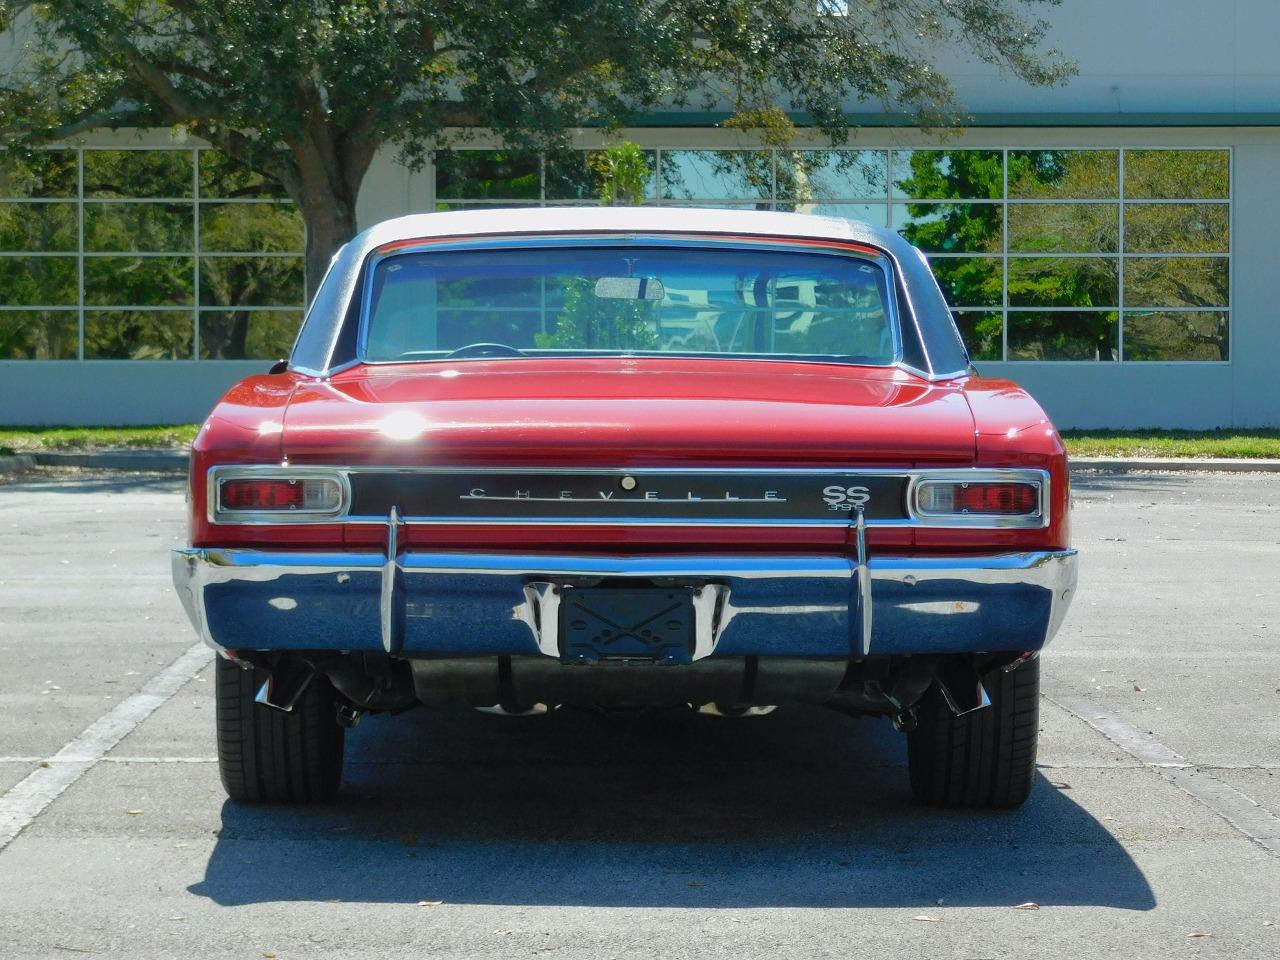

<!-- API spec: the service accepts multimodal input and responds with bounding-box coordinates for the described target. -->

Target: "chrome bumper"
[172,547,1077,659]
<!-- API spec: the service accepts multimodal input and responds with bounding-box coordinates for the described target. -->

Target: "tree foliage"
[2,1,1072,297]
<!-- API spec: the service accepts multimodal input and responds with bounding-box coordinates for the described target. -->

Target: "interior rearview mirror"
[594,276,665,301]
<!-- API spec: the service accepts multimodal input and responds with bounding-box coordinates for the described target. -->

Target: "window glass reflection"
[1125,203,1228,254]
[84,310,194,360]
[1008,257,1118,308]
[659,150,772,201]
[1008,311,1119,361]
[0,311,78,359]
[85,203,193,253]
[952,310,1002,361]
[1007,150,1118,199]
[1123,311,1227,361]
[84,151,193,198]
[894,203,1002,253]
[200,310,303,360]
[891,151,1002,200]
[1124,257,1228,309]
[928,257,1003,307]
[1125,150,1228,199]
[0,202,78,252]
[435,151,541,201]
[776,150,887,201]
[1007,203,1118,253]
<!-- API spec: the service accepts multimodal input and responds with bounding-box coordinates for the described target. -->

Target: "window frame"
[354,234,905,369]
[0,145,305,361]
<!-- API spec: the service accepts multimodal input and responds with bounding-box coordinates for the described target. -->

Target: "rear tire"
[215,656,345,803]
[906,658,1040,809]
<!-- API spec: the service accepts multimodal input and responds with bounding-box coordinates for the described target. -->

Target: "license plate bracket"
[559,587,695,664]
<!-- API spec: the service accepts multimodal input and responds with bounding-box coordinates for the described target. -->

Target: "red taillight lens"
[917,481,1040,517]
[217,476,342,514]
[220,479,306,511]
[954,482,1038,515]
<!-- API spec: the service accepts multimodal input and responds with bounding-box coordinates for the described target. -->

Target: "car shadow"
[0,471,184,494]
[189,703,1156,910]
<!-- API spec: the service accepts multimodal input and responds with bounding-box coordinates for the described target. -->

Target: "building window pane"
[1125,203,1229,254]
[893,202,1002,253]
[434,151,541,201]
[1123,256,1228,308]
[777,201,886,224]
[659,150,772,201]
[1007,150,1119,199]
[0,151,77,198]
[199,203,304,253]
[83,150,193,198]
[1124,149,1228,199]
[1008,203,1118,253]
[929,257,1003,307]
[433,200,541,211]
[0,202,78,252]
[199,310,302,359]
[84,310,194,359]
[84,202,193,253]
[1008,311,1119,361]
[953,311,1002,361]
[891,150,1002,200]
[84,256,195,306]
[0,311,79,359]
[544,149,656,202]
[200,256,304,307]
[198,151,290,199]
[776,150,887,201]
[1007,257,1118,308]
[0,257,78,305]
[1123,311,1228,361]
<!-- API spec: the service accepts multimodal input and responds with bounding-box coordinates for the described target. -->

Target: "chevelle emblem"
[463,487,786,503]
[822,484,872,511]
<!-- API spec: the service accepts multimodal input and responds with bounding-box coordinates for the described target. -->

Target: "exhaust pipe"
[253,659,317,713]
[932,659,991,716]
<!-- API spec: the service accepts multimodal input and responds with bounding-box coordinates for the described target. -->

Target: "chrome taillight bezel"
[208,465,351,524]
[909,469,1049,528]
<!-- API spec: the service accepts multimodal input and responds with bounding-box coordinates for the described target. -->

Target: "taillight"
[212,471,345,522]
[914,477,1044,525]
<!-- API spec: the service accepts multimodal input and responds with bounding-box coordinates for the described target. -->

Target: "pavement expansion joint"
[1043,676,1280,857]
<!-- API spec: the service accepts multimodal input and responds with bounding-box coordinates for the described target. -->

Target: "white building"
[2,0,1278,428]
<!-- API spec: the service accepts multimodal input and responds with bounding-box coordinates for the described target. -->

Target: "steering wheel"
[444,342,526,359]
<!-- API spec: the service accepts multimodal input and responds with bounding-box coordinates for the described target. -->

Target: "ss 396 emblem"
[822,484,872,511]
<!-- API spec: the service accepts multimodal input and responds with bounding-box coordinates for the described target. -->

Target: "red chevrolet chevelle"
[172,207,1076,808]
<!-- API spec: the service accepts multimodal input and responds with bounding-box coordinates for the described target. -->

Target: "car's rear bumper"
[172,547,1077,660]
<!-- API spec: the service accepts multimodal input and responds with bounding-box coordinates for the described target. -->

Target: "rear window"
[362,244,898,364]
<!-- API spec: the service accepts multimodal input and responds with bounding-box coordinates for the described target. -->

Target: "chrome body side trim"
[172,547,1078,661]
[204,464,1050,530]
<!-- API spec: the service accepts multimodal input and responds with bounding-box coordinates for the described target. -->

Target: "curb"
[32,449,188,471]
[1070,457,1280,473]
[0,454,37,476]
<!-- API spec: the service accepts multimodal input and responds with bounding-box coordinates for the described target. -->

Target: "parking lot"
[0,468,1278,958]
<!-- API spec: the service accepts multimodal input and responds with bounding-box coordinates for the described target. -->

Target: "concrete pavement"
[0,471,1277,958]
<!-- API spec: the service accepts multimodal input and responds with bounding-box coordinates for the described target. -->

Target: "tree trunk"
[299,188,359,306]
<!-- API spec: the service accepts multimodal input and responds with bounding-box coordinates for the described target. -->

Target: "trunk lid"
[281,358,976,466]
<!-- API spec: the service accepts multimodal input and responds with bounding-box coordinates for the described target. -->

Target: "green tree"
[2,1,1072,300]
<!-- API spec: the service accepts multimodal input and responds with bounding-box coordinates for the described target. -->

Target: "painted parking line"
[0,642,213,853]
[1044,680,1280,856]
